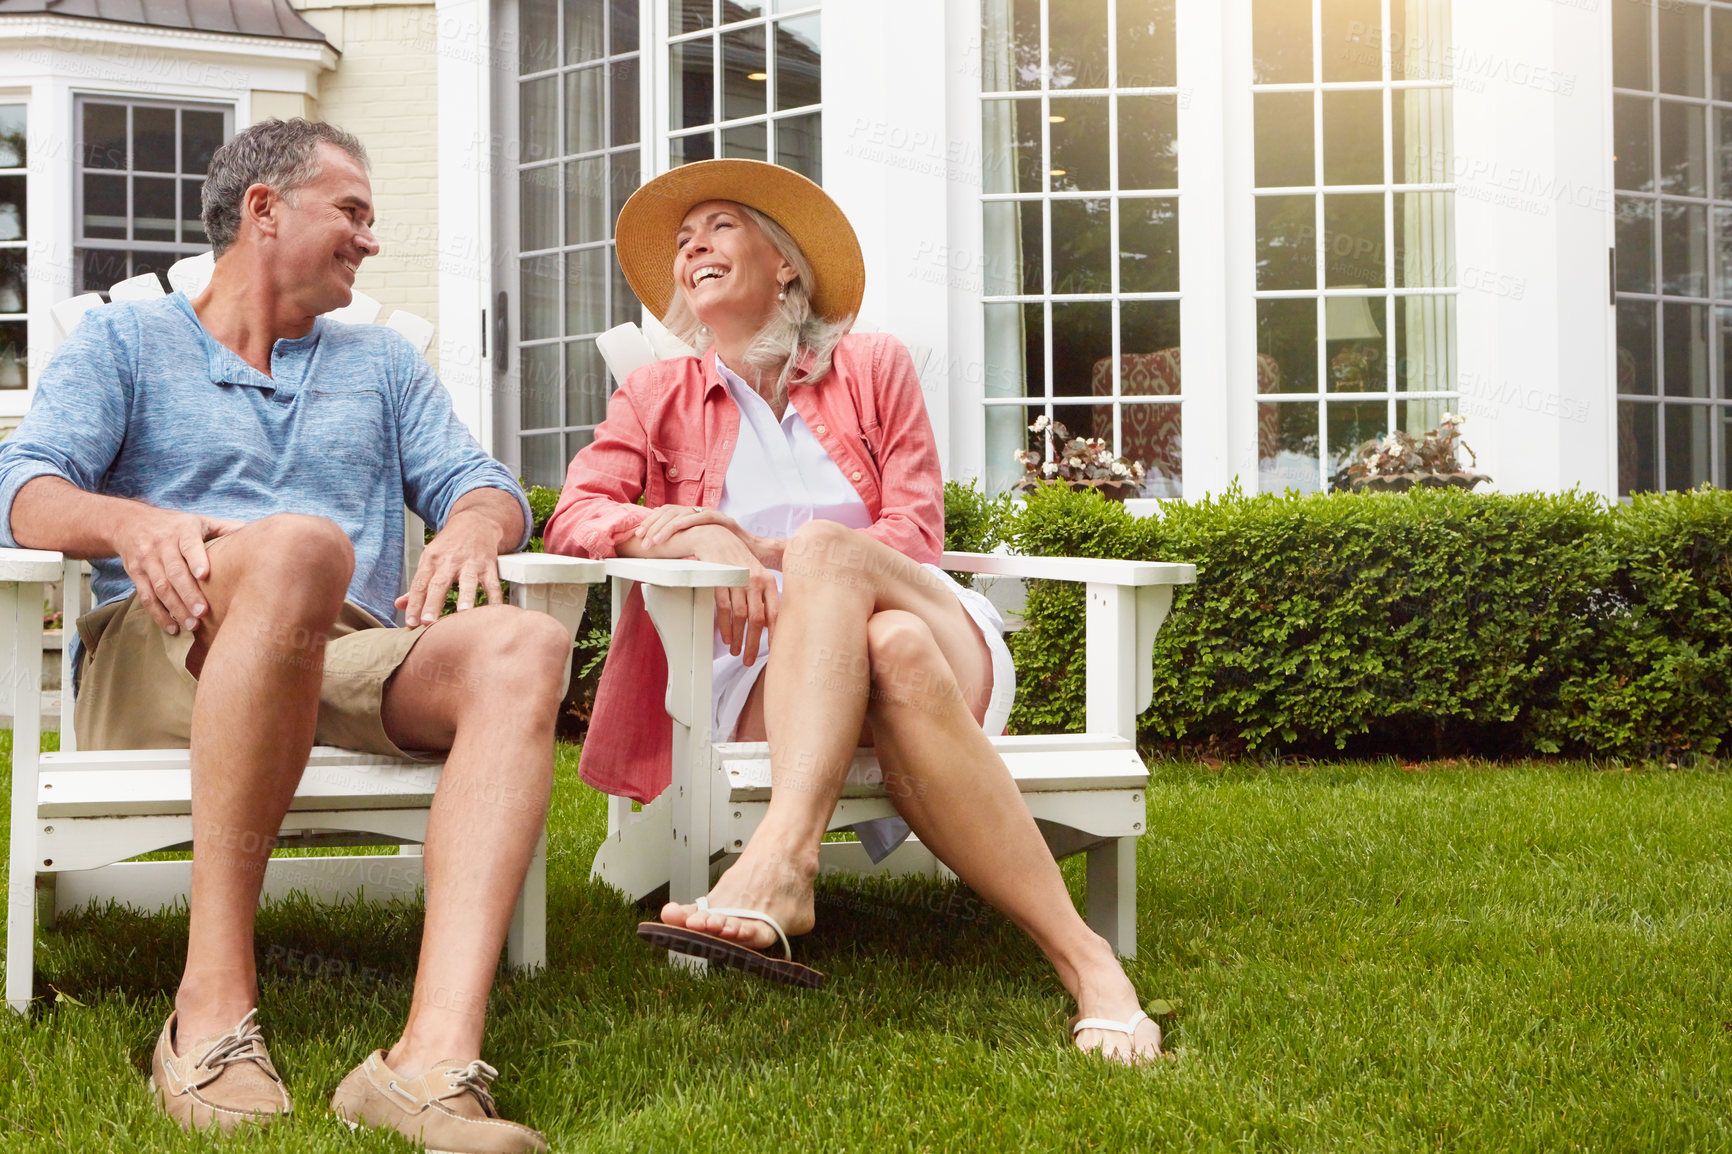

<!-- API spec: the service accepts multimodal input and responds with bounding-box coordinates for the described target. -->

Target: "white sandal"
[637,896,824,988]
[1069,1010,1162,1057]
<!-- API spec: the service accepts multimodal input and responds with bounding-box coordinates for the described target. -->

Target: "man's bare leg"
[374,604,570,1076]
[174,514,355,1050]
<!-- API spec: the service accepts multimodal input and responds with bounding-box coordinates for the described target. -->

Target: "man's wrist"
[441,506,511,548]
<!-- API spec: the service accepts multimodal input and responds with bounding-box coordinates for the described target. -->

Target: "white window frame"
[655,0,824,175]
[70,93,235,296]
[487,0,655,481]
[0,90,32,402]
[945,0,1230,498]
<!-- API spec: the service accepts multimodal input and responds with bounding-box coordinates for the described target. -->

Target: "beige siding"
[249,91,316,122]
[291,0,441,365]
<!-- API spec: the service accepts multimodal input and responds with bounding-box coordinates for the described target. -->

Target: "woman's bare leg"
[660,521,1161,1061]
[659,520,985,945]
[861,609,1161,1062]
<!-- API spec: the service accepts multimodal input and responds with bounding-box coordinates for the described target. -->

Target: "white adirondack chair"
[585,323,1196,961]
[2,276,605,1013]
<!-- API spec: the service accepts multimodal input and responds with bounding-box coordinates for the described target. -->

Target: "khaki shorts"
[73,595,427,756]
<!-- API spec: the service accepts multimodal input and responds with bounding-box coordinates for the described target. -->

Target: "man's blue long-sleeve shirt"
[0,291,530,627]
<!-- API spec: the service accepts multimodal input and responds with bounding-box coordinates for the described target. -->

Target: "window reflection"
[982,0,1181,496]
[1252,0,1457,492]
[74,99,231,298]
[0,104,24,391]
[516,0,642,485]
[1615,0,1731,492]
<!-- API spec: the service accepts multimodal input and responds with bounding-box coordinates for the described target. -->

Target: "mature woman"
[544,160,1162,1063]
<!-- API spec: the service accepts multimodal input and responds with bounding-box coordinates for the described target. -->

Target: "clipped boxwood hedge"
[999,482,1732,761]
[520,474,1731,760]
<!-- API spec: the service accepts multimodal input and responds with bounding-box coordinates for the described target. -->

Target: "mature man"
[0,119,562,1152]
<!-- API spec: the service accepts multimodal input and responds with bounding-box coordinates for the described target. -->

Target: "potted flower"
[1336,412,1491,493]
[1012,416,1147,502]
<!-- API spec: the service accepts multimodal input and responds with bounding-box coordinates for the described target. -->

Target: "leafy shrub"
[497,475,1730,760]
[524,483,561,546]
[1005,483,1729,761]
[1001,485,1154,735]
[942,479,1013,587]
[1533,489,1732,757]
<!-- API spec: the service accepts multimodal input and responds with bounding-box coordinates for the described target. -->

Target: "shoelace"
[196,1008,279,1081]
[439,1059,501,1118]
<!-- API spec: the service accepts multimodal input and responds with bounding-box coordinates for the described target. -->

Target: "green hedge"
[517,475,1731,760]
[998,482,1732,761]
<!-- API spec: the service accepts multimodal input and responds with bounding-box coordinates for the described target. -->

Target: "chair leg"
[1085,836,1138,960]
[505,833,547,974]
[35,873,55,931]
[6,871,35,1013]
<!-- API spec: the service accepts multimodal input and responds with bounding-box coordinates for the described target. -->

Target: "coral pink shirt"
[543,331,944,801]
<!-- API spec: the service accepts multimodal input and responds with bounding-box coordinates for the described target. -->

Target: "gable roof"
[0,0,327,42]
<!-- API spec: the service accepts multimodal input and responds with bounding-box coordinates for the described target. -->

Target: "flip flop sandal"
[1069,1010,1163,1059]
[637,897,825,989]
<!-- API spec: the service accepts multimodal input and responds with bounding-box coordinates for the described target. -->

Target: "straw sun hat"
[612,159,864,324]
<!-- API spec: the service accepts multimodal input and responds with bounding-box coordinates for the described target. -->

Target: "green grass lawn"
[3,736,1731,1152]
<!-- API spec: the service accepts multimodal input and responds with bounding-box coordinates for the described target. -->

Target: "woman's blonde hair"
[662,203,852,396]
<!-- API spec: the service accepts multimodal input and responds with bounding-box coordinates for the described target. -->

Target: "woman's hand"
[635,505,784,570]
[682,524,781,664]
[621,515,780,663]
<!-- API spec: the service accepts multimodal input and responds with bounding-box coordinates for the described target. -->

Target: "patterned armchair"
[1089,350,1285,485]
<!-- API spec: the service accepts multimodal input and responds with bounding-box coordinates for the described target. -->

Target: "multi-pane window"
[74,97,230,296]
[1251,0,1456,494]
[1612,0,1732,494]
[0,104,24,390]
[517,0,645,488]
[667,1,822,178]
[979,0,1181,497]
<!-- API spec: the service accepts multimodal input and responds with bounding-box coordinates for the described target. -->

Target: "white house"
[0,0,1716,500]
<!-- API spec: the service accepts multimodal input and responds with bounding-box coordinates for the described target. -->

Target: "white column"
[1449,0,1613,497]
[436,0,494,442]
[822,0,959,474]
[1178,0,1235,497]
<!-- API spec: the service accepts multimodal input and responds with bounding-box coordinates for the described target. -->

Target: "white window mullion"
[1182,0,1237,497]
[1311,0,1327,494]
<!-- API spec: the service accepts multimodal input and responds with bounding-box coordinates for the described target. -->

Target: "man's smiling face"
[271,142,380,317]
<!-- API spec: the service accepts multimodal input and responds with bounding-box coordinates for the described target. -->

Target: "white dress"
[709,361,1017,862]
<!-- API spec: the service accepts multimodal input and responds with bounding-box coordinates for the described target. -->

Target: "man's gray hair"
[200,119,369,256]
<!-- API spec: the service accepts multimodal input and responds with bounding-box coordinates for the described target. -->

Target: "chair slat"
[40,750,443,818]
[718,737,1146,802]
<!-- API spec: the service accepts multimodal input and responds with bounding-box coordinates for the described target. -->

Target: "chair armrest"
[603,557,748,588]
[940,551,1195,587]
[498,553,606,584]
[0,547,67,583]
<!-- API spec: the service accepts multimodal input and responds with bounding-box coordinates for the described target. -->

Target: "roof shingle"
[0,0,327,43]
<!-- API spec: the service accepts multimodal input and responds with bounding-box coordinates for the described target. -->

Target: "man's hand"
[113,507,245,635]
[398,508,506,625]
[396,487,524,625]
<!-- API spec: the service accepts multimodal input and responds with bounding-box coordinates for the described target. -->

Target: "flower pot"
[1014,478,1141,502]
[1346,470,1491,493]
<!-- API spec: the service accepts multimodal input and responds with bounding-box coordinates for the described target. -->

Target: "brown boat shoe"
[330,1050,548,1154]
[148,1008,292,1132]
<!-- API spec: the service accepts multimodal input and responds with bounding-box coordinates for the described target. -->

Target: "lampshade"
[1326,293,1383,341]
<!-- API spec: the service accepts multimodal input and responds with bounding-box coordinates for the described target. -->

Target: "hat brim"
[613,159,864,324]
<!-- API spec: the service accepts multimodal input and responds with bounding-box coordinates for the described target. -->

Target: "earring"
[777,289,786,302]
